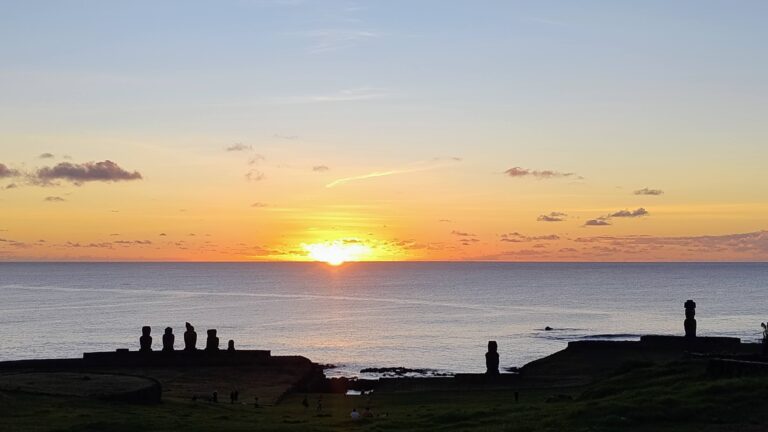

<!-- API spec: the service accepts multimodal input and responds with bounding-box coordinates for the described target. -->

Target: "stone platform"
[82,349,271,367]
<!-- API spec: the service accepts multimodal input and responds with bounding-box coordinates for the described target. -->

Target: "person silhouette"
[350,408,361,421]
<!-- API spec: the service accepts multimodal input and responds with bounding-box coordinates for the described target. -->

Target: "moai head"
[488,340,498,353]
[165,327,173,335]
[142,326,151,337]
[208,329,217,338]
[185,322,194,332]
[227,340,235,351]
[684,299,696,319]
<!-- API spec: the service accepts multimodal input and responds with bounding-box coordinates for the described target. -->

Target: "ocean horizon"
[2,262,766,377]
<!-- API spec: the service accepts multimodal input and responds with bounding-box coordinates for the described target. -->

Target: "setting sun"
[303,240,372,266]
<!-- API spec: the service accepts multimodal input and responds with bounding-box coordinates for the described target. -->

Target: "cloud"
[326,158,461,188]
[0,163,19,178]
[537,212,567,222]
[114,240,152,245]
[38,153,55,159]
[245,170,266,182]
[504,166,577,179]
[608,208,649,218]
[313,165,330,172]
[159,233,167,236]
[439,219,452,223]
[36,160,142,185]
[451,230,476,237]
[584,219,611,226]
[275,87,390,104]
[64,241,113,249]
[226,143,252,152]
[571,231,768,256]
[251,202,268,208]
[248,155,266,165]
[5,183,18,189]
[298,29,380,53]
[500,232,560,242]
[634,188,664,196]
[273,134,299,140]
[44,196,66,202]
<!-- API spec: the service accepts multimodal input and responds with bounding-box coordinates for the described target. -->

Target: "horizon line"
[1,260,767,264]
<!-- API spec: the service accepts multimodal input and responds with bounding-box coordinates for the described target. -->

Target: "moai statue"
[227,340,235,352]
[139,326,153,352]
[485,340,500,375]
[684,299,697,338]
[162,327,175,352]
[184,322,197,351]
[206,329,220,351]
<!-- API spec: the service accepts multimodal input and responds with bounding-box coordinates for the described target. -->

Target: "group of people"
[300,395,379,421]
[349,407,375,421]
[193,390,260,407]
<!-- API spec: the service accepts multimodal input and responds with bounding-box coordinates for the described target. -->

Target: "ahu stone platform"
[82,349,272,367]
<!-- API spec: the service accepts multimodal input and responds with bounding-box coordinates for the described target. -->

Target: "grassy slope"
[2,361,768,431]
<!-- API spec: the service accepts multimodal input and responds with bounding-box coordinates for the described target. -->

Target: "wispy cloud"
[504,166,578,179]
[298,29,380,53]
[451,230,476,237]
[226,143,252,152]
[500,232,560,242]
[274,87,391,104]
[245,170,266,182]
[634,188,664,196]
[537,212,567,222]
[312,165,330,172]
[274,134,299,140]
[43,196,66,202]
[0,163,19,178]
[584,218,611,226]
[38,153,55,159]
[251,202,268,208]
[326,158,460,188]
[583,208,649,226]
[608,208,649,218]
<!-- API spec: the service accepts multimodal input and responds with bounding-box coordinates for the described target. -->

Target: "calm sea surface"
[0,262,766,377]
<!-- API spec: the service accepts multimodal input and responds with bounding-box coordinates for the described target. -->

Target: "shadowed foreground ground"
[2,361,768,432]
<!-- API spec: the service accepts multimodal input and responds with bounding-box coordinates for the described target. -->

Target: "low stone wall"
[0,372,161,404]
[708,358,768,378]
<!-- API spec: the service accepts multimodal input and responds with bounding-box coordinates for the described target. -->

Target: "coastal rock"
[205,329,219,351]
[183,322,197,351]
[139,326,152,352]
[486,340,500,375]
[358,367,451,377]
[162,327,174,352]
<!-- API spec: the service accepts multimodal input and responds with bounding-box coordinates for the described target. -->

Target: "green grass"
[2,361,768,431]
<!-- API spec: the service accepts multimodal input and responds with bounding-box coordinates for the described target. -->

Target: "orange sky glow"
[1,2,767,263]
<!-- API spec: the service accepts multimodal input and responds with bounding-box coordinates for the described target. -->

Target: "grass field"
[2,361,768,431]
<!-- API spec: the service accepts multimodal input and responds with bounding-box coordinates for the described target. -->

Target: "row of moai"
[139,322,236,352]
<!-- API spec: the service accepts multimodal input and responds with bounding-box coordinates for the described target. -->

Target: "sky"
[1,0,767,262]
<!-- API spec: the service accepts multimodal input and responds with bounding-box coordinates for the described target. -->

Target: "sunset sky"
[1,1,767,262]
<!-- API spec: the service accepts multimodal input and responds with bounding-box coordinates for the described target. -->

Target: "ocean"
[0,262,766,377]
